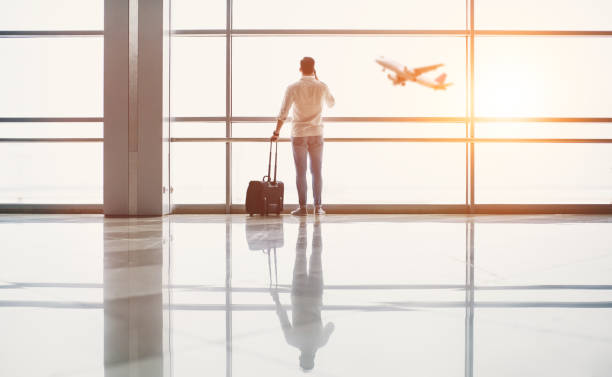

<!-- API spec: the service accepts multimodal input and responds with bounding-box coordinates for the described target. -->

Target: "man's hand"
[271,119,283,142]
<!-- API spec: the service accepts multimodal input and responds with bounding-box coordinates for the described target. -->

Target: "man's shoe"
[291,207,308,216]
[314,206,326,216]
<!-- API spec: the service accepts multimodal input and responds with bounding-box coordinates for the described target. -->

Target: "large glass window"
[0,5,103,206]
[5,0,610,208]
[0,122,103,139]
[233,122,464,139]
[170,1,612,208]
[0,143,102,204]
[230,122,465,204]
[476,143,612,204]
[475,37,612,118]
[315,142,465,204]
[171,142,226,204]
[233,0,466,30]
[0,1,103,31]
[473,35,612,204]
[232,134,466,205]
[475,0,612,31]
[169,34,227,205]
[171,0,226,30]
[233,37,466,117]
[0,38,103,117]
[171,37,226,117]
[0,123,103,203]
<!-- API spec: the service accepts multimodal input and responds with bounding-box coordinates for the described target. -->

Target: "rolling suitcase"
[246,141,284,216]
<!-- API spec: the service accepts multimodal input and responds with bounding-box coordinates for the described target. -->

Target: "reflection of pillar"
[104,219,167,377]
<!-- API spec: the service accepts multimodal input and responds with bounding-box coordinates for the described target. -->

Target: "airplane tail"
[435,73,447,85]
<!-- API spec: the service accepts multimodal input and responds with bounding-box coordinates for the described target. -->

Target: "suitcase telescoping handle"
[264,140,279,183]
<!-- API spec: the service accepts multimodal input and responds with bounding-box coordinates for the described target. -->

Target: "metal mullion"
[169,116,612,123]
[475,117,612,123]
[172,29,226,35]
[0,117,103,122]
[0,30,104,37]
[174,29,468,36]
[475,30,612,36]
[0,204,103,214]
[469,0,475,209]
[171,203,612,215]
[5,29,612,38]
[168,0,173,215]
[0,138,103,142]
[169,137,612,143]
[232,116,467,123]
[174,116,468,123]
[464,0,470,207]
[232,29,468,36]
[171,116,227,122]
[172,29,612,37]
[225,0,233,214]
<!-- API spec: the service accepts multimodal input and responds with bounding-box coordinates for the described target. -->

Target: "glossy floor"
[1,214,612,377]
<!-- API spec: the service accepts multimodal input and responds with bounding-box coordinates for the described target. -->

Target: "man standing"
[271,57,335,216]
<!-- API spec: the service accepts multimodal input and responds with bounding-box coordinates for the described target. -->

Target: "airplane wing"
[413,64,444,76]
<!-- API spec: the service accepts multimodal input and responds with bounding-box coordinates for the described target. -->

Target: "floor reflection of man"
[271,219,335,371]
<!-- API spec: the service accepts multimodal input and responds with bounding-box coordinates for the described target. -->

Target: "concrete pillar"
[104,0,170,216]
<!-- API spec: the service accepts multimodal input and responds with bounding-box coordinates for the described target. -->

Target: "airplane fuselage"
[375,58,417,82]
[375,57,451,90]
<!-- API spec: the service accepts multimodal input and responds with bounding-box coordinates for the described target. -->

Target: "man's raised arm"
[324,85,335,108]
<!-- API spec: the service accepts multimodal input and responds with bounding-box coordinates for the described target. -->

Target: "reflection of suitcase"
[245,220,284,250]
[245,219,282,288]
[266,248,278,289]
[246,141,284,216]
[244,218,285,288]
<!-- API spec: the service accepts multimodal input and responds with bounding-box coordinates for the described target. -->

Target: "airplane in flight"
[375,56,452,90]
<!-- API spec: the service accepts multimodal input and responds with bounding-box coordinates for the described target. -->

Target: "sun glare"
[476,59,538,119]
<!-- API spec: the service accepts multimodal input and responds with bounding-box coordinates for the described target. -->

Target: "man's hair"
[300,57,315,75]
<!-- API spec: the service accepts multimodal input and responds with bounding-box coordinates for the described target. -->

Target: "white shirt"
[278,75,335,137]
